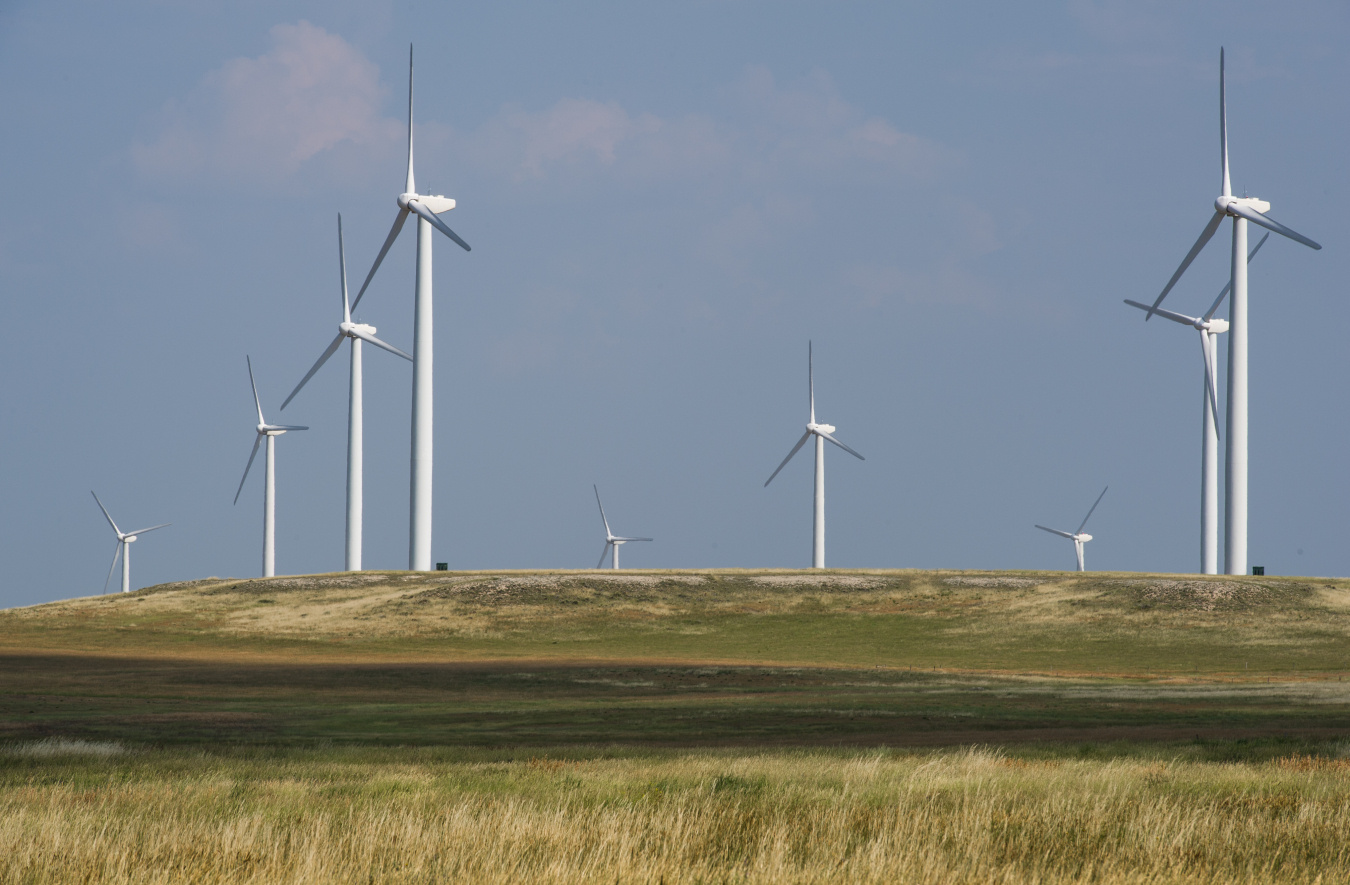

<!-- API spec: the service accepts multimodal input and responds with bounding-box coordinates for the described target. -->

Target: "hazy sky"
[2,1,1348,607]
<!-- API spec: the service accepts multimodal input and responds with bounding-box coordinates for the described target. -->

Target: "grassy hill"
[7,570,1350,883]
[4,568,1350,748]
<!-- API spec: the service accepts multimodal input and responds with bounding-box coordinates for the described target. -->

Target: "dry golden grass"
[5,744,1350,883]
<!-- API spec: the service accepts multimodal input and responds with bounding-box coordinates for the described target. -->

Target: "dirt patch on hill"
[1123,580,1311,612]
[749,576,886,590]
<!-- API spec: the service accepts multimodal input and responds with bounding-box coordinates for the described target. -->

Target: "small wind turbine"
[91,491,169,594]
[1124,233,1269,574]
[351,45,471,571]
[234,356,308,577]
[764,342,864,568]
[281,215,411,572]
[593,485,652,569]
[1036,486,1108,572]
[1143,48,1320,575]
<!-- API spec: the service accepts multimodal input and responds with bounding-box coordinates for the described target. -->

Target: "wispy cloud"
[457,65,949,186]
[133,21,399,182]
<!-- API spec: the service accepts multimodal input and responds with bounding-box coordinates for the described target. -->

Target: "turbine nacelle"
[398,192,456,214]
[808,422,836,435]
[340,321,377,338]
[1077,533,1092,543]
[1216,195,1270,215]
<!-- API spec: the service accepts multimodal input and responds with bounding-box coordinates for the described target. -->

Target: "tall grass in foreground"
[4,744,1350,883]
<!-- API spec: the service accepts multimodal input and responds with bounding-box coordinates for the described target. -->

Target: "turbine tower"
[593,485,652,569]
[281,215,412,571]
[1036,486,1108,572]
[764,342,865,568]
[351,45,471,571]
[91,491,169,594]
[1144,48,1320,575]
[234,356,308,577]
[1124,232,1268,574]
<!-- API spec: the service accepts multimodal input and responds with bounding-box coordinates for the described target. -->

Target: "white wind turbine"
[1125,233,1269,575]
[1143,48,1320,576]
[234,356,308,577]
[280,215,411,572]
[593,485,652,569]
[91,491,169,594]
[351,45,471,571]
[1036,486,1108,572]
[764,342,865,569]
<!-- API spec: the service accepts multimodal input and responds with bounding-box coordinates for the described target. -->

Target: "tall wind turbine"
[764,342,865,568]
[1036,486,1108,572]
[234,356,308,577]
[593,485,652,569]
[351,45,471,571]
[91,491,169,594]
[281,215,412,572]
[1125,232,1269,574]
[1144,48,1320,575]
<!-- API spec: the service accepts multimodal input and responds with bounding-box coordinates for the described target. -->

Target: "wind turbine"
[1036,486,1108,572]
[1143,48,1320,575]
[280,215,411,572]
[1125,233,1269,574]
[593,485,652,569]
[351,45,471,571]
[764,342,865,568]
[234,356,308,577]
[91,491,169,594]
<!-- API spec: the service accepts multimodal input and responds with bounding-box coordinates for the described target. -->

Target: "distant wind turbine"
[1124,232,1268,574]
[234,356,308,577]
[91,491,169,594]
[281,215,411,572]
[593,485,652,569]
[1036,486,1108,572]
[1143,48,1320,575]
[351,45,471,571]
[764,342,864,568]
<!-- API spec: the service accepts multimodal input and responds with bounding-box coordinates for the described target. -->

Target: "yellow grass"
[5,744,1350,883]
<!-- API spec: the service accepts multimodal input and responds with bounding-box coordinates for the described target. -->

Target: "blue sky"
[2,1,1348,606]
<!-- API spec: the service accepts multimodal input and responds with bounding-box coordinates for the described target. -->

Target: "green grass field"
[4,569,1350,881]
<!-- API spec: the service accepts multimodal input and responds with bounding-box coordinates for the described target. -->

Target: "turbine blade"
[1035,525,1075,540]
[280,332,346,410]
[1220,47,1231,198]
[351,209,409,312]
[1200,329,1220,436]
[406,44,415,195]
[234,433,263,505]
[593,485,612,538]
[1123,299,1198,327]
[246,355,265,425]
[91,491,120,535]
[1204,232,1269,321]
[350,328,412,362]
[1147,210,1225,318]
[597,543,610,570]
[1077,486,1109,535]
[125,523,171,537]
[808,340,815,424]
[102,540,122,595]
[765,430,812,487]
[408,199,471,252]
[1224,202,1321,251]
[338,213,351,324]
[816,428,865,461]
